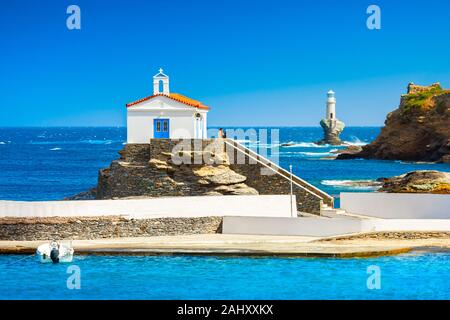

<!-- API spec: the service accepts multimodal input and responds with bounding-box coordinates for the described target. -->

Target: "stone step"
[321,208,346,213]
[320,208,347,216]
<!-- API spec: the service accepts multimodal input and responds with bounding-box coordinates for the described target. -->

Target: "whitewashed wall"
[361,219,450,232]
[0,195,296,219]
[222,215,450,236]
[127,96,208,143]
[127,111,196,142]
[223,216,362,237]
[341,193,450,219]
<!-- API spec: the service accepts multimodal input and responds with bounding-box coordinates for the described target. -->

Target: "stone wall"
[120,144,151,163]
[407,82,441,94]
[229,163,323,215]
[0,216,223,241]
[149,138,225,162]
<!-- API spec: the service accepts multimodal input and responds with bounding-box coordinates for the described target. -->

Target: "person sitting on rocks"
[218,128,226,139]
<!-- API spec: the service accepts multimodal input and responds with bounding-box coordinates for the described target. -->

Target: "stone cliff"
[337,83,450,162]
[96,140,259,199]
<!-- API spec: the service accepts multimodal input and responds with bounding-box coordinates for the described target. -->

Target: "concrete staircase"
[320,204,347,217]
[320,204,375,220]
[223,139,335,215]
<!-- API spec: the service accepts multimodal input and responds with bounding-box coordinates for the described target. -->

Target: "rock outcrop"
[95,142,259,199]
[318,118,345,145]
[337,83,450,162]
[331,145,363,157]
[378,170,450,194]
[68,139,333,215]
[65,188,96,200]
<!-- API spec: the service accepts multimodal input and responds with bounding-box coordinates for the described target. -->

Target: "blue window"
[153,119,169,138]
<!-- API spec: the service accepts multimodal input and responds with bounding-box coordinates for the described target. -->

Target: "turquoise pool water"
[0,251,448,299]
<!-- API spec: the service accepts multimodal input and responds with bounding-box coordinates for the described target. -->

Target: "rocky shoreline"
[337,83,450,163]
[377,170,450,194]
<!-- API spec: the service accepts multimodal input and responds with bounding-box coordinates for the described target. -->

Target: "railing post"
[289,164,294,217]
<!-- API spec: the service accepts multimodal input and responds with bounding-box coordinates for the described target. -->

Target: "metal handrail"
[224,138,334,205]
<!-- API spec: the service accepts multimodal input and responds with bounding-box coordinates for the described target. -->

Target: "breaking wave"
[80,139,113,145]
[234,139,368,149]
[281,141,329,148]
[29,139,119,145]
[321,179,382,190]
[299,151,333,157]
[343,136,368,146]
[277,151,333,157]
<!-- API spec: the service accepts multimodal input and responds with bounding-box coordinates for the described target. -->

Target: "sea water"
[0,127,449,300]
[0,127,448,203]
[0,252,448,299]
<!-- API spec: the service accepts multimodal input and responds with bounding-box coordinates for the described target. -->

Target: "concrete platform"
[1,234,445,258]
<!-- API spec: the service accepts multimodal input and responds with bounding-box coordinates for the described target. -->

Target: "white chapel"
[126,69,209,143]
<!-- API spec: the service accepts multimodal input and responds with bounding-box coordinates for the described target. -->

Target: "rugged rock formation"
[318,118,345,145]
[68,139,333,215]
[337,83,450,162]
[65,188,96,200]
[378,170,450,194]
[95,142,259,199]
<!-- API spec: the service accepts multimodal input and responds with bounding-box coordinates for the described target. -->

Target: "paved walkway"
[0,234,438,257]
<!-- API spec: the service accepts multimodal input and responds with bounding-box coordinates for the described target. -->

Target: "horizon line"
[0,125,383,129]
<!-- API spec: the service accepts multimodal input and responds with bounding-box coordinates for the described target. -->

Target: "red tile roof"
[126,93,210,110]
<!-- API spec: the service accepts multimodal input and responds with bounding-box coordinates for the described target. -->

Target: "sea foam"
[281,141,329,148]
[321,179,382,190]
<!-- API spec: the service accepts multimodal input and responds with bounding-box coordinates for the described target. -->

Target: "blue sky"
[1,0,450,126]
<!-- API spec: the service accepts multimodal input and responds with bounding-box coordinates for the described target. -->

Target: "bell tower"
[153,68,170,95]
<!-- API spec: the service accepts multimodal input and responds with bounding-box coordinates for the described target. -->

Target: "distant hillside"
[338,83,450,163]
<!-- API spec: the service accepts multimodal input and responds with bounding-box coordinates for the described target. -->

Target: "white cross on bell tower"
[153,68,170,95]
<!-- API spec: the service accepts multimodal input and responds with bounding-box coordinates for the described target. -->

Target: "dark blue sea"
[0,127,449,203]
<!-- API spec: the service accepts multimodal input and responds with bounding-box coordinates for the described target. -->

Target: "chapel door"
[154,119,170,138]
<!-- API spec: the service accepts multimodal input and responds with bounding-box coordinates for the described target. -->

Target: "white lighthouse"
[326,90,336,120]
[319,90,345,145]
